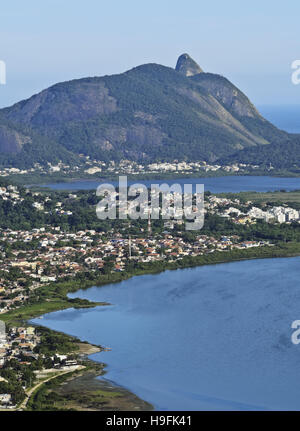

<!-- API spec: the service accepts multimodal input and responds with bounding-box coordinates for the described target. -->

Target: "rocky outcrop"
[175,53,203,76]
[0,125,31,153]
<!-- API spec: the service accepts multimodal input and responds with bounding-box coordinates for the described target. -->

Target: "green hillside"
[0,54,291,168]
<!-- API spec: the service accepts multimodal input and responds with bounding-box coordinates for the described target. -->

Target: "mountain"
[0,117,78,168]
[0,54,294,168]
[221,135,300,171]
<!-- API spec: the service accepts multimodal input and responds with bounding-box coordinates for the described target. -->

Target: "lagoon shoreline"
[32,253,300,411]
[3,243,299,410]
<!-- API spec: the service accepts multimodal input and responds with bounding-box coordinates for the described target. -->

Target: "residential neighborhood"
[0,180,299,410]
[0,157,265,179]
[0,320,81,409]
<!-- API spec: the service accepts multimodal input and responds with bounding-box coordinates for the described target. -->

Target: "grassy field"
[25,365,152,411]
[217,190,300,204]
[0,300,71,325]
[0,298,101,326]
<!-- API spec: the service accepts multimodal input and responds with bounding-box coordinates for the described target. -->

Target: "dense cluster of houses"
[0,221,272,314]
[0,322,39,407]
[84,159,261,175]
[207,195,300,225]
[0,184,25,204]
[247,206,299,223]
[0,320,79,408]
[0,184,74,217]
[146,161,258,173]
[1,182,297,315]
[0,322,39,368]
[0,157,262,178]
[1,181,294,408]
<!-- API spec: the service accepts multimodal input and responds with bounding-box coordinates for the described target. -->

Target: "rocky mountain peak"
[175,53,203,76]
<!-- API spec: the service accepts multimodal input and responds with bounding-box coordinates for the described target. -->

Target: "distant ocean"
[258,105,300,133]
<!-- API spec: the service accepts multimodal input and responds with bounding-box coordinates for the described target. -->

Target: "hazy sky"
[0,0,299,108]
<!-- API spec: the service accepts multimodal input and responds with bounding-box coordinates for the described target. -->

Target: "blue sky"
[0,0,299,108]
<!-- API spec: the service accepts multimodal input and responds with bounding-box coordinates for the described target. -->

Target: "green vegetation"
[0,375,26,404]
[0,350,72,406]
[1,180,300,411]
[25,362,145,411]
[0,297,102,327]
[2,241,300,328]
[218,190,300,205]
[222,136,300,171]
[33,327,80,355]
[0,58,292,167]
[26,368,83,411]
[0,116,79,168]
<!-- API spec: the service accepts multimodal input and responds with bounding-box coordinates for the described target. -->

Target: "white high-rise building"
[0,320,6,346]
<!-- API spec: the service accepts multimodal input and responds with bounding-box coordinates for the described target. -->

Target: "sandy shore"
[74,342,102,355]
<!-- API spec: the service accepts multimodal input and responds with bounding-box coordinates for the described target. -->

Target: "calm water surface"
[32,257,300,410]
[41,175,300,193]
